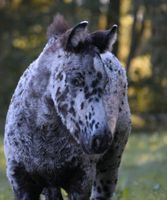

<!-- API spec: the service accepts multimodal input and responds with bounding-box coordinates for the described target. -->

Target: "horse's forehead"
[63,52,103,72]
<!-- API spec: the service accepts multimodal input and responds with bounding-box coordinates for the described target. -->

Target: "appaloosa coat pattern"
[4,15,131,200]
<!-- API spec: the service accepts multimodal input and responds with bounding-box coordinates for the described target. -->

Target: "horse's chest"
[32,150,91,189]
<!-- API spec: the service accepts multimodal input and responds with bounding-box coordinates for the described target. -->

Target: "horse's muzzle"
[81,128,111,154]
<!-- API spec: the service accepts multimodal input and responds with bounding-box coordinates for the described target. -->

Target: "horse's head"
[46,15,117,154]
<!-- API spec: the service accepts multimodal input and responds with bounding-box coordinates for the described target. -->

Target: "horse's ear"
[107,24,117,51]
[91,24,118,52]
[65,21,88,50]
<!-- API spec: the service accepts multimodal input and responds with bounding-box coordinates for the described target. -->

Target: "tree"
[106,0,120,56]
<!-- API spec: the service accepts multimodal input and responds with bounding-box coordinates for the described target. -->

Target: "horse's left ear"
[65,21,88,50]
[106,24,118,51]
[91,24,118,52]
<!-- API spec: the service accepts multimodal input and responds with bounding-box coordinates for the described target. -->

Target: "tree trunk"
[106,0,120,56]
[126,5,146,76]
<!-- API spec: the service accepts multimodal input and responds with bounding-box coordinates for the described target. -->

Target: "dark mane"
[47,14,70,39]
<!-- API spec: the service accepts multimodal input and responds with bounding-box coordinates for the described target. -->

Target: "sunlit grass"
[0,132,167,200]
[113,132,167,200]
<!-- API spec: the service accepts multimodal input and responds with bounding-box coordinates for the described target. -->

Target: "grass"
[0,137,12,199]
[0,132,167,200]
[113,132,167,200]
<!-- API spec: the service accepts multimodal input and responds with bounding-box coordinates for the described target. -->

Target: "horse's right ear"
[65,21,88,51]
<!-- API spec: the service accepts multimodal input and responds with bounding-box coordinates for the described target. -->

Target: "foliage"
[1,133,167,199]
[124,0,167,114]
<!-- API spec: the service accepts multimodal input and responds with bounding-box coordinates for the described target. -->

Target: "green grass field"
[0,132,167,200]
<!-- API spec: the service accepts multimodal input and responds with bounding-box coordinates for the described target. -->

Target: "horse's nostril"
[91,133,109,154]
[92,137,100,150]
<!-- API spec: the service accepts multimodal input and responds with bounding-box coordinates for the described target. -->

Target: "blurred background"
[0,0,167,199]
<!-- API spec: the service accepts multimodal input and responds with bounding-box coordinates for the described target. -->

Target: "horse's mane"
[47,14,69,39]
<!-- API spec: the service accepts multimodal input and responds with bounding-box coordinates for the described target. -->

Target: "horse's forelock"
[47,14,70,39]
[47,15,93,53]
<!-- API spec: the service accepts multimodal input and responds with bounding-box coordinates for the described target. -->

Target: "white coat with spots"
[4,15,131,200]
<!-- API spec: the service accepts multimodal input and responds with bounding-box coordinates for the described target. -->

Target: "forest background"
[0,0,167,133]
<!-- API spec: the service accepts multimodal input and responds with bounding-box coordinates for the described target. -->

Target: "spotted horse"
[4,15,131,200]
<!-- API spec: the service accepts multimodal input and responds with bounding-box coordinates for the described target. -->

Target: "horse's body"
[4,16,131,200]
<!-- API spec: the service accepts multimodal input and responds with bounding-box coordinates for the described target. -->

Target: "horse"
[4,15,131,200]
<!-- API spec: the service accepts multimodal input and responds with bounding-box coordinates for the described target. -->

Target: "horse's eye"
[71,77,84,87]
